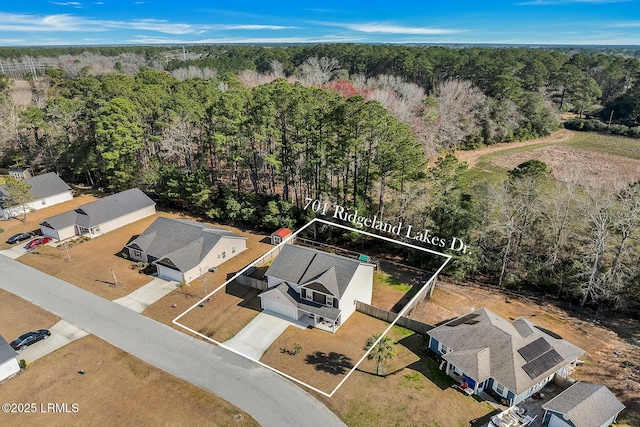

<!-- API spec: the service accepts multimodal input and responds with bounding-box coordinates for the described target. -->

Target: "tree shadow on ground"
[305,351,353,375]
[398,334,457,391]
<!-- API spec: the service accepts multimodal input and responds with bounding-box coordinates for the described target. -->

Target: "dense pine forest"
[1,44,640,316]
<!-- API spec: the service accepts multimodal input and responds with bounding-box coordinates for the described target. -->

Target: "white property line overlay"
[173,217,452,398]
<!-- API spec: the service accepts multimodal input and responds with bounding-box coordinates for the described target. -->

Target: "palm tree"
[364,333,397,375]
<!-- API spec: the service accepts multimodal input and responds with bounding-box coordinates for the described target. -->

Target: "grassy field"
[462,131,640,188]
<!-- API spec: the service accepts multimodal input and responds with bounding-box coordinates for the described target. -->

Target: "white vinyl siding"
[0,358,20,381]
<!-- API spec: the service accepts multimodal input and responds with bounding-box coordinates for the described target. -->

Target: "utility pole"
[182,45,186,61]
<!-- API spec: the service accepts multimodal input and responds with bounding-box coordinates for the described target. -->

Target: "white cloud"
[317,21,461,35]
[51,1,83,7]
[608,21,640,28]
[0,13,295,35]
[129,35,363,44]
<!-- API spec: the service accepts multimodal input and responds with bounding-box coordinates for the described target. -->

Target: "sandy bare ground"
[454,129,576,167]
[10,78,32,106]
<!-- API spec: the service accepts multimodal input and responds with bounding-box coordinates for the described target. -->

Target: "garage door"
[262,298,296,319]
[548,414,572,427]
[157,265,184,282]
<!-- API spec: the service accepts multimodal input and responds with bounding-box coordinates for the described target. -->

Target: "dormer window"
[326,296,334,307]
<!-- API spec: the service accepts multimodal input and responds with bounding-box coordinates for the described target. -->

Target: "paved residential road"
[0,256,345,427]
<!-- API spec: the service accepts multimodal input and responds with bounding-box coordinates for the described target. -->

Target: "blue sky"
[0,0,639,46]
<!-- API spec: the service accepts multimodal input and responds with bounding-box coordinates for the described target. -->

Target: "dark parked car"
[5,232,34,244]
[10,330,51,350]
[25,236,53,249]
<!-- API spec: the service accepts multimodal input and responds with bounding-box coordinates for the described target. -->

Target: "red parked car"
[25,236,53,249]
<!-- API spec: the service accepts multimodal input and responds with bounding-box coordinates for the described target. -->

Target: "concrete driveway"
[224,311,308,360]
[0,245,28,259]
[17,320,89,362]
[113,276,177,313]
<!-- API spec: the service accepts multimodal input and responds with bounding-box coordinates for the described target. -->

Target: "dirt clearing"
[490,145,640,188]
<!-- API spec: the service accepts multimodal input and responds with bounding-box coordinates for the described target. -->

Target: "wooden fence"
[235,266,268,290]
[355,301,433,335]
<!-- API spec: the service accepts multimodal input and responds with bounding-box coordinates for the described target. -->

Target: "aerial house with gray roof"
[542,382,625,427]
[0,334,20,382]
[39,188,156,241]
[0,172,73,219]
[428,308,584,406]
[259,244,375,333]
[125,216,247,283]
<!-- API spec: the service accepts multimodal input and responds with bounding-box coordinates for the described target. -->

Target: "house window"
[305,290,313,301]
[441,344,449,354]
[218,254,221,259]
[91,226,100,235]
[496,382,505,396]
[326,296,334,307]
[133,250,143,259]
[232,246,236,253]
[41,199,46,205]
[222,251,226,259]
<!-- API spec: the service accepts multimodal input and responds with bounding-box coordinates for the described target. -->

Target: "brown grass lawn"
[0,335,258,427]
[261,313,416,393]
[410,280,640,427]
[0,289,60,342]
[15,194,272,301]
[161,280,263,343]
[0,289,257,426]
[322,348,494,427]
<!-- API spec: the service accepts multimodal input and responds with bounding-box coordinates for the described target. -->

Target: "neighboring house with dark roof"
[0,172,73,219]
[542,382,625,427]
[428,308,584,406]
[125,217,247,283]
[0,334,20,382]
[259,244,375,332]
[40,188,155,241]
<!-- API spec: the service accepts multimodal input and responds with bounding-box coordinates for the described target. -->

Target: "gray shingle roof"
[127,217,245,272]
[543,382,625,427]
[429,308,584,394]
[0,335,18,364]
[41,188,155,230]
[0,172,71,201]
[265,244,367,298]
[261,283,341,321]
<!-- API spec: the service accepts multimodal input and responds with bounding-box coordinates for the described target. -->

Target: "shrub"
[626,127,640,138]
[609,124,629,135]
[19,359,29,369]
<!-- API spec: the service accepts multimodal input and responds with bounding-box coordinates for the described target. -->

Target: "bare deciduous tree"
[297,57,339,86]
[429,79,485,149]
